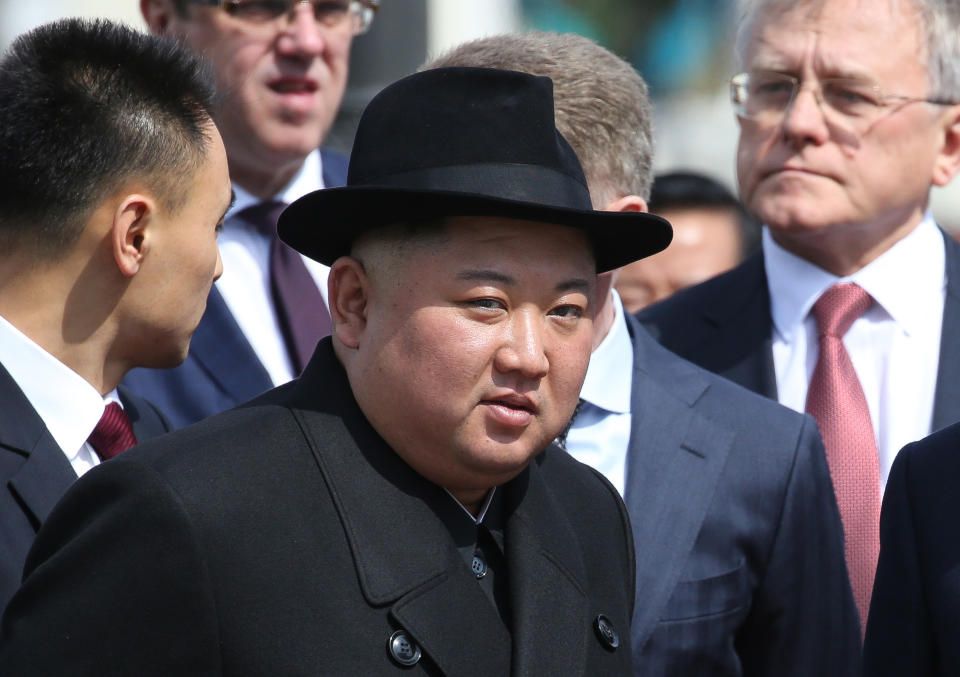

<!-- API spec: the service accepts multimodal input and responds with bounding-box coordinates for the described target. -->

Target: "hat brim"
[278,186,672,273]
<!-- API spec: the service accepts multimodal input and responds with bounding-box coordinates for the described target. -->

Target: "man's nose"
[781,84,830,146]
[494,311,550,379]
[276,4,327,58]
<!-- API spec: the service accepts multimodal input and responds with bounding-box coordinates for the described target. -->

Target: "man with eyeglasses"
[640,0,960,640]
[124,0,379,428]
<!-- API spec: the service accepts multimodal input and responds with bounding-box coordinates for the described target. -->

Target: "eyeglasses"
[730,71,954,131]
[194,0,379,35]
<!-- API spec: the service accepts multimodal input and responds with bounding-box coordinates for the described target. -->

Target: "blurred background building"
[4,0,960,229]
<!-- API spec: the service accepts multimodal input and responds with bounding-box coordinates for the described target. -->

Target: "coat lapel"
[188,287,272,404]
[0,365,76,529]
[288,341,511,675]
[623,316,736,650]
[504,462,590,677]
[932,230,960,431]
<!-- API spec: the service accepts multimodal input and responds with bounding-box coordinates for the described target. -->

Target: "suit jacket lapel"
[188,287,272,404]
[288,341,511,675]
[932,230,960,431]
[0,365,76,529]
[504,460,590,677]
[623,315,736,650]
[699,253,777,398]
[117,387,170,443]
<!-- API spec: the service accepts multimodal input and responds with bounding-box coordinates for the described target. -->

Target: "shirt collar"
[227,148,325,219]
[579,290,633,414]
[445,487,497,525]
[764,212,945,339]
[0,314,118,460]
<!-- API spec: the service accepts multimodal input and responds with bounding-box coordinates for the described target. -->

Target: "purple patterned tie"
[237,202,331,374]
[88,403,137,461]
[805,282,881,634]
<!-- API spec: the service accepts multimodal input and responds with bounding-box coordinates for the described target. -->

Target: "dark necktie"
[804,282,881,633]
[88,402,137,461]
[237,202,331,374]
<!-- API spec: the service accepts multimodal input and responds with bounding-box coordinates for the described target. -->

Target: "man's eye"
[227,0,289,20]
[825,83,878,113]
[550,305,583,319]
[468,298,506,311]
[313,0,350,19]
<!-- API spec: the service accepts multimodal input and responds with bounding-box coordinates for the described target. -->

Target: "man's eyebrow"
[456,269,592,294]
[456,269,515,285]
[223,189,236,219]
[556,278,592,294]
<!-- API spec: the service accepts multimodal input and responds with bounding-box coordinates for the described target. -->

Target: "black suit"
[0,339,635,676]
[0,363,169,611]
[637,230,960,432]
[623,315,860,675]
[863,422,960,677]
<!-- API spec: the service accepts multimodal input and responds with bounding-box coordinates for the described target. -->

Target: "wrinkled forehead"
[736,0,924,67]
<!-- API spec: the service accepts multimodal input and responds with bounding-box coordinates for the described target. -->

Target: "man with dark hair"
[0,66,670,675]
[639,0,960,633]
[124,0,380,428]
[0,18,233,611]
[427,32,859,676]
[616,171,760,311]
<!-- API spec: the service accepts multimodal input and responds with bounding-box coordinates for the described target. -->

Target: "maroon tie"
[88,402,137,461]
[238,202,331,374]
[805,282,881,633]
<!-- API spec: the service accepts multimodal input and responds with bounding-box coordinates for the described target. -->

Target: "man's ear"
[141,0,176,35]
[933,105,960,187]
[602,194,648,214]
[328,256,371,349]
[112,194,156,278]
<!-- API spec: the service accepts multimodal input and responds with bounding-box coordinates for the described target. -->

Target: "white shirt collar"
[579,290,633,414]
[764,212,945,340]
[445,487,496,525]
[0,314,119,460]
[227,148,325,219]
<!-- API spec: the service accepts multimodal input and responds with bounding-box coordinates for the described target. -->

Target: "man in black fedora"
[0,67,671,675]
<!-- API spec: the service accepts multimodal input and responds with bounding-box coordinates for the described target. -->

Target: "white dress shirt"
[564,291,634,497]
[0,314,123,477]
[765,213,945,487]
[215,149,331,387]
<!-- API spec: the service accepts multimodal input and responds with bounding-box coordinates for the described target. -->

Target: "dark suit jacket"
[623,314,860,676]
[122,148,350,429]
[863,423,960,677]
[637,230,960,433]
[0,339,636,676]
[0,363,169,611]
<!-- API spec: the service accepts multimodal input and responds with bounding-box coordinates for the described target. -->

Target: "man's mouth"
[268,77,318,95]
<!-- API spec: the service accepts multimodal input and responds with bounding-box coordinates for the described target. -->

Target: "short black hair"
[0,18,217,257]
[648,171,761,256]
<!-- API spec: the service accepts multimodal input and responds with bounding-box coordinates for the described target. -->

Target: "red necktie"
[805,282,881,633]
[237,202,331,374]
[88,402,137,461]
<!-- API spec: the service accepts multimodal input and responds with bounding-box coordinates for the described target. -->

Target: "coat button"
[471,551,488,579]
[594,614,620,651]
[388,629,422,667]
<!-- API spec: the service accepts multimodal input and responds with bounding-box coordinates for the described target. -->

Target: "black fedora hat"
[278,67,672,273]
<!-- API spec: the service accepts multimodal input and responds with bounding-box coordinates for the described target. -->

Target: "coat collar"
[622,315,736,651]
[288,340,591,675]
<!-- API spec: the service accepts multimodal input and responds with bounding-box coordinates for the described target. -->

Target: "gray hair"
[423,32,654,207]
[736,0,960,102]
